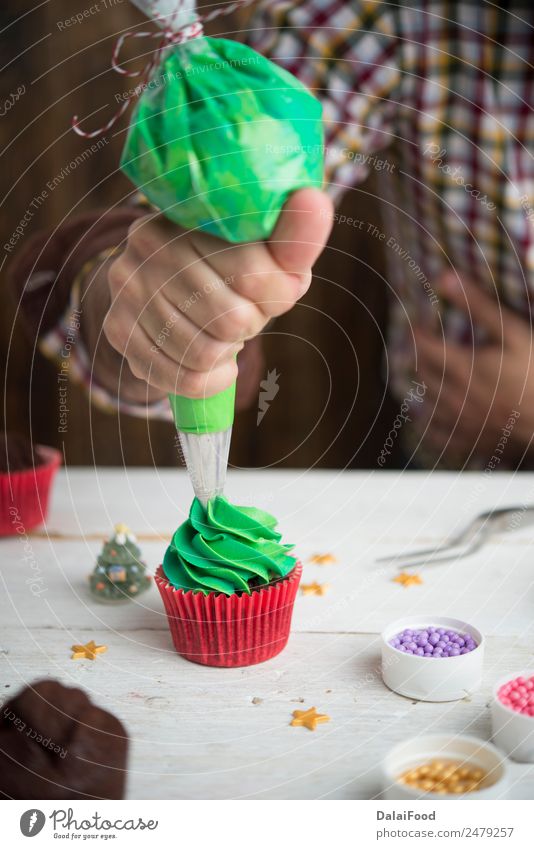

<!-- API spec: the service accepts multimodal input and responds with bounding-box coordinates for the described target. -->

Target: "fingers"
[438,271,524,345]
[105,198,332,399]
[415,328,472,388]
[189,231,309,321]
[268,188,333,274]
[167,260,267,342]
[105,316,239,397]
[135,291,242,371]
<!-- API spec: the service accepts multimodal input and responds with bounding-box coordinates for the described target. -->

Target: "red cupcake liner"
[155,561,302,667]
[0,446,61,536]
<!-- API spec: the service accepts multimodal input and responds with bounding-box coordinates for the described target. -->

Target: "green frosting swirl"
[162,496,296,596]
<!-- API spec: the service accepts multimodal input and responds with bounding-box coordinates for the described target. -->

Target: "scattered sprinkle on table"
[301,581,329,596]
[498,675,534,716]
[290,707,330,731]
[398,759,487,794]
[393,572,423,588]
[71,640,108,660]
[309,553,337,565]
[390,626,478,657]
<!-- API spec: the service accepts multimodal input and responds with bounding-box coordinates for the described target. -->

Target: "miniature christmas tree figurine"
[89,524,151,603]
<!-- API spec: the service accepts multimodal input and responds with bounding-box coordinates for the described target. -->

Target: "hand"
[104,189,333,399]
[413,272,534,464]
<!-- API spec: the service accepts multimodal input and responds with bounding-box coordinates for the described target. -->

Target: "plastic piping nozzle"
[168,383,236,505]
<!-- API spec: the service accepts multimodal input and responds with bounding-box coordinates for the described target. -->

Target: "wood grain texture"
[1,469,534,798]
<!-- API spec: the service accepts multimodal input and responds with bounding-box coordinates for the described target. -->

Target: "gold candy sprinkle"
[397,759,489,794]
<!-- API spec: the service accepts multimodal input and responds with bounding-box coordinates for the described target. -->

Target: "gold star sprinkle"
[291,707,330,731]
[309,553,337,565]
[393,572,423,588]
[301,581,330,596]
[71,640,108,660]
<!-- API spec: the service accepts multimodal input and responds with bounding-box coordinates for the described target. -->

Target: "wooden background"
[1,1,398,469]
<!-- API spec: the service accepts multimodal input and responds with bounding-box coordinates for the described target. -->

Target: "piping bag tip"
[177,428,232,506]
[169,382,236,504]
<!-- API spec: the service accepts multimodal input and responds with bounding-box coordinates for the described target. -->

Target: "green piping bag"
[120,34,324,502]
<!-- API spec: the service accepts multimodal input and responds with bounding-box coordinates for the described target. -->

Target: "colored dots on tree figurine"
[89,524,151,603]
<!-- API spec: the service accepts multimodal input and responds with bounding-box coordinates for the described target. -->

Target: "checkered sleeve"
[246,0,402,196]
[39,252,173,422]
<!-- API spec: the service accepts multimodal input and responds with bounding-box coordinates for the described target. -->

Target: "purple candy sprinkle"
[389,625,478,658]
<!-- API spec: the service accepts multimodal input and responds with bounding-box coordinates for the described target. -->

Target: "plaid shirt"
[247,0,534,462]
[44,1,534,461]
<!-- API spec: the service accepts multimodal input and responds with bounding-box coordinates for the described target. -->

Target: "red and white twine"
[72,0,257,139]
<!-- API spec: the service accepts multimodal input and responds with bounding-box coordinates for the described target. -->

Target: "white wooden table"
[2,468,534,799]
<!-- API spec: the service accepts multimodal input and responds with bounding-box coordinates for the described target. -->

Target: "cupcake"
[156,496,302,667]
[0,432,61,536]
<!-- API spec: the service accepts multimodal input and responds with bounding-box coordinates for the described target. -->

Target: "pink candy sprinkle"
[498,675,534,716]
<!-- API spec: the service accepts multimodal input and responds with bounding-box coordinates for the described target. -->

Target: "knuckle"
[234,265,261,298]
[107,257,128,296]
[192,337,225,371]
[127,356,147,382]
[228,303,261,339]
[127,218,162,258]
[176,368,205,399]
[103,314,126,353]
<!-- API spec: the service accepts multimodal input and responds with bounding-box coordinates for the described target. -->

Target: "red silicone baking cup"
[0,446,61,536]
[155,560,302,667]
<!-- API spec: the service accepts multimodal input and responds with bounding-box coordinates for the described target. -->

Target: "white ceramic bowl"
[491,670,534,763]
[381,616,484,702]
[382,733,510,800]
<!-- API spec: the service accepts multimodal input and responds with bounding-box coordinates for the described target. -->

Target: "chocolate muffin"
[0,679,128,799]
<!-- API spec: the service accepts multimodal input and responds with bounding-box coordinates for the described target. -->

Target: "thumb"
[438,271,513,343]
[267,188,333,275]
